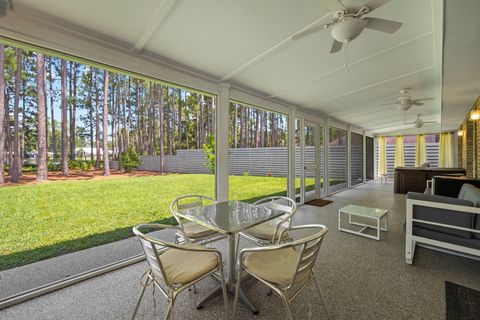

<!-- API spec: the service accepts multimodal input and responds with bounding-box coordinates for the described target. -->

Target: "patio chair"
[233,224,329,320]
[237,196,297,251]
[131,224,229,320]
[170,194,225,245]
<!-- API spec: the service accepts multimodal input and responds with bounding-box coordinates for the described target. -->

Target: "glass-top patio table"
[177,200,286,313]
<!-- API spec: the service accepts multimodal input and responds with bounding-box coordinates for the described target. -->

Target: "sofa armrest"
[406,192,474,207]
[406,193,480,238]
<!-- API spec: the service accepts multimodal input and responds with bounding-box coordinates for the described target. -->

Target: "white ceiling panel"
[16,0,162,45]
[143,0,327,78]
[8,0,467,135]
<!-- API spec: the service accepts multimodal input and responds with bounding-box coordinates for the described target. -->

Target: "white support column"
[363,131,367,184]
[216,83,230,202]
[299,118,305,204]
[324,120,330,196]
[347,126,352,189]
[287,108,297,200]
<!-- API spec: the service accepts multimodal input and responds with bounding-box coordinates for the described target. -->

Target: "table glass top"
[177,201,285,234]
[340,204,388,218]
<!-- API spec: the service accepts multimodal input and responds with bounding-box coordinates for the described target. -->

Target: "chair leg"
[131,284,147,320]
[279,291,293,320]
[232,269,243,320]
[165,291,175,320]
[219,269,229,317]
[313,274,330,320]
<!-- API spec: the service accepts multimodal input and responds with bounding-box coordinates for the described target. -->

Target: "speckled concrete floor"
[1,182,479,320]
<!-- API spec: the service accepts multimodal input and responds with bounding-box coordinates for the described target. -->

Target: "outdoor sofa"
[405,176,480,264]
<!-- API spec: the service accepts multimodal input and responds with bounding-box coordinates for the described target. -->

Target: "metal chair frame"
[237,196,297,253]
[170,194,226,245]
[131,224,229,320]
[233,224,330,320]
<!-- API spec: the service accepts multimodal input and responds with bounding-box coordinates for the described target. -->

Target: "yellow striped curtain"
[378,136,387,176]
[415,134,426,167]
[394,135,405,167]
[439,132,453,167]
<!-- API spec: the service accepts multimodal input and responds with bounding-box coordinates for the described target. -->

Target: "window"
[0,43,216,301]
[328,127,348,193]
[351,132,363,186]
[366,136,374,180]
[228,102,288,203]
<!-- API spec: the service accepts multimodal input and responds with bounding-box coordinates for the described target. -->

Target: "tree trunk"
[61,60,69,176]
[70,63,78,160]
[48,57,57,161]
[255,109,260,148]
[0,44,5,184]
[36,53,48,181]
[177,89,182,150]
[10,48,22,182]
[5,93,11,168]
[94,70,101,169]
[158,84,165,173]
[102,71,110,176]
[88,68,94,161]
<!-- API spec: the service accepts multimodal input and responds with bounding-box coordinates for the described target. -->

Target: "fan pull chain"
[344,41,350,72]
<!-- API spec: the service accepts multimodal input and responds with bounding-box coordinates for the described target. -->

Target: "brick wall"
[458,96,480,178]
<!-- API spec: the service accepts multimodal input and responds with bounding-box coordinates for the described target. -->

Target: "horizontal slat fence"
[375,142,440,175]
[138,146,350,179]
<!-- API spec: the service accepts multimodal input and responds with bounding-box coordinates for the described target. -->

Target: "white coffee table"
[338,204,389,240]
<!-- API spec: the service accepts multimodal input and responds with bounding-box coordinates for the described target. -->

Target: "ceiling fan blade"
[330,39,343,53]
[411,101,424,106]
[423,121,439,124]
[378,102,396,106]
[413,97,434,102]
[292,25,326,41]
[365,17,402,33]
[317,0,346,12]
[361,0,392,12]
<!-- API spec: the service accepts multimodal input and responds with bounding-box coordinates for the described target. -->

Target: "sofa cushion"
[412,226,480,250]
[407,192,474,238]
[458,184,480,207]
[457,184,480,239]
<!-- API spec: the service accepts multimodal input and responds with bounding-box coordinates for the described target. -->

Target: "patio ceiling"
[1,0,474,134]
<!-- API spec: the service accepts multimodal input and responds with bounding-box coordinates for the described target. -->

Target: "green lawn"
[0,174,343,270]
[0,174,283,270]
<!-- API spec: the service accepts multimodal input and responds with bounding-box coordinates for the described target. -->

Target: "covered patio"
[1,183,479,319]
[1,0,480,319]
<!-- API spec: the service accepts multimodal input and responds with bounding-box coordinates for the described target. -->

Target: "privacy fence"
[375,142,440,175]
[137,146,355,180]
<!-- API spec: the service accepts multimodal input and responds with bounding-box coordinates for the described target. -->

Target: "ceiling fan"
[405,114,438,129]
[379,88,434,111]
[292,0,403,54]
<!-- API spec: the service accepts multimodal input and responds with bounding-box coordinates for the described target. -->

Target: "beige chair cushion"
[183,221,217,239]
[244,222,288,241]
[244,247,301,288]
[158,243,219,285]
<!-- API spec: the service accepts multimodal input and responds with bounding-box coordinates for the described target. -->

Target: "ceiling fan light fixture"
[330,17,367,43]
[470,110,480,120]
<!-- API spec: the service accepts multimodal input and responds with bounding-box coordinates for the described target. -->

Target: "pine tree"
[36,52,48,181]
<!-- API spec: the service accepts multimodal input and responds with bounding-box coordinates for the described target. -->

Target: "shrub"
[68,160,95,171]
[202,135,215,174]
[47,162,61,171]
[243,171,250,176]
[119,146,141,172]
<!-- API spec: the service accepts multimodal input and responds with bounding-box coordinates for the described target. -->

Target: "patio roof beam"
[132,0,177,53]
